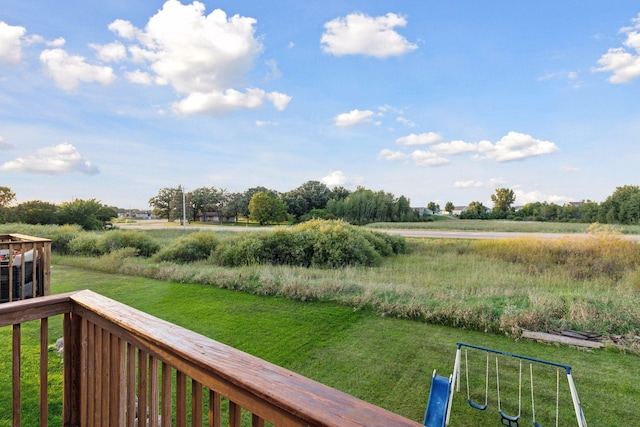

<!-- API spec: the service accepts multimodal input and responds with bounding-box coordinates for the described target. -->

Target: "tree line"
[148,181,422,226]
[439,185,640,224]
[0,186,117,230]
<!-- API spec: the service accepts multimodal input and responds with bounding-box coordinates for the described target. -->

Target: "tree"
[491,187,516,218]
[248,191,288,225]
[460,201,489,219]
[149,187,180,221]
[0,186,16,223]
[57,199,117,230]
[12,200,58,224]
[330,186,351,201]
[444,201,455,214]
[283,180,333,221]
[190,186,228,222]
[427,202,440,214]
[600,185,640,224]
[239,186,274,218]
[221,192,243,223]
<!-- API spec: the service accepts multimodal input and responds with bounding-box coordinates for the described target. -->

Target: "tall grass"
[367,219,640,234]
[56,230,640,340]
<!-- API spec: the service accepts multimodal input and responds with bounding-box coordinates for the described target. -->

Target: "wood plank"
[40,317,48,427]
[521,330,604,348]
[94,326,103,426]
[149,355,159,427]
[176,370,187,427]
[209,389,221,427]
[86,322,95,426]
[229,401,241,427]
[162,362,172,427]
[138,350,148,427]
[192,379,203,427]
[12,324,20,427]
[70,290,422,427]
[127,343,137,427]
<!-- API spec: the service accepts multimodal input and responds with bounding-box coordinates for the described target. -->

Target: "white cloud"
[593,13,640,83]
[514,189,568,205]
[410,150,449,167]
[0,142,99,175]
[320,170,348,187]
[264,59,282,81]
[126,69,154,85]
[377,149,407,161]
[173,88,290,115]
[478,132,559,162]
[0,21,26,64]
[334,109,375,127]
[396,132,442,146]
[431,140,483,155]
[108,0,289,114]
[453,178,506,188]
[0,135,14,150]
[90,42,127,62]
[255,120,276,127]
[321,12,417,58]
[39,48,116,90]
[396,117,416,127]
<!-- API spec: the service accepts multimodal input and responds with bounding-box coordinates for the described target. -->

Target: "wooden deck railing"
[0,233,51,303]
[0,290,423,427]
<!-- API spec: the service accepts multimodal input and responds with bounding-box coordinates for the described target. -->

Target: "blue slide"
[423,371,451,427]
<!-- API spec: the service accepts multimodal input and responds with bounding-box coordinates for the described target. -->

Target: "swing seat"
[533,422,543,427]
[499,409,520,427]
[467,399,487,411]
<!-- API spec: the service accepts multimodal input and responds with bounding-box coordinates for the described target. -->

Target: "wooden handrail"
[1,291,423,426]
[69,290,422,427]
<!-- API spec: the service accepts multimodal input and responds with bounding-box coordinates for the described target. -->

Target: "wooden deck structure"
[0,233,51,303]
[0,290,423,426]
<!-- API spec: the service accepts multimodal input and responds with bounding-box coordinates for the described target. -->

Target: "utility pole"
[182,185,187,229]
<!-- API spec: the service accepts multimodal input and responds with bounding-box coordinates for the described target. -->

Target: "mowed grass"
[1,265,636,426]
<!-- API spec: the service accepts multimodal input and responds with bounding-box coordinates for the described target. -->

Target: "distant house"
[196,211,235,223]
[451,206,467,216]
[412,207,434,216]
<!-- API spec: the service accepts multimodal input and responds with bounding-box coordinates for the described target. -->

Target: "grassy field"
[367,218,640,234]
[1,266,636,426]
[57,233,640,338]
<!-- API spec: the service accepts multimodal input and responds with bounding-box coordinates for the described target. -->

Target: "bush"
[47,224,83,254]
[154,231,219,263]
[97,230,160,257]
[68,233,102,256]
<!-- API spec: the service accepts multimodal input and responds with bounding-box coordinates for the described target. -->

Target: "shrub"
[47,224,83,254]
[97,230,160,257]
[210,219,404,268]
[68,233,102,256]
[154,231,219,263]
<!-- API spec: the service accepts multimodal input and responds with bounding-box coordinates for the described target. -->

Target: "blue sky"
[1,1,639,209]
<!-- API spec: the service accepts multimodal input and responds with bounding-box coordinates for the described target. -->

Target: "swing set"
[423,342,587,427]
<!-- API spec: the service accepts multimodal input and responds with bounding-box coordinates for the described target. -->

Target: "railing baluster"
[86,322,96,426]
[94,326,103,426]
[149,355,159,427]
[252,413,265,427]
[162,362,173,427]
[209,389,221,427]
[101,328,111,423]
[12,323,21,427]
[127,343,137,427]
[79,317,87,427]
[176,370,187,427]
[138,349,149,426]
[229,401,241,427]
[192,379,203,427]
[110,334,126,425]
[40,317,49,427]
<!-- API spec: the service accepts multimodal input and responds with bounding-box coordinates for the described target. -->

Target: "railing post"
[63,312,82,427]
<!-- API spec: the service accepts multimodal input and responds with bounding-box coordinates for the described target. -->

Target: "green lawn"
[1,265,632,426]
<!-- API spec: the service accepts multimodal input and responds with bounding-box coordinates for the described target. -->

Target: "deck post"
[63,312,82,427]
